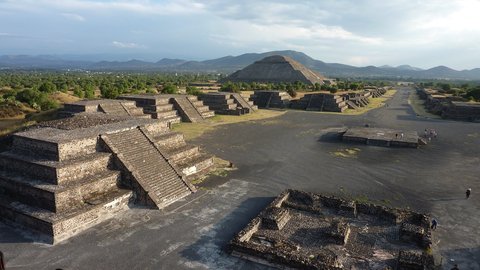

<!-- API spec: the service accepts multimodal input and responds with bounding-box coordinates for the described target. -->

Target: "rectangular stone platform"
[230,190,436,269]
[342,127,422,148]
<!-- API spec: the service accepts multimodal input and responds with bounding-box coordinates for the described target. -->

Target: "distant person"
[466,188,471,199]
[451,264,459,270]
[0,251,5,270]
[431,218,438,230]
[400,133,404,138]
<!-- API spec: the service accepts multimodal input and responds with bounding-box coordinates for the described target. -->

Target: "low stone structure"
[119,94,215,123]
[417,88,480,121]
[291,93,348,112]
[341,127,425,148]
[0,114,215,243]
[61,99,149,119]
[199,92,257,115]
[249,90,291,109]
[230,189,436,269]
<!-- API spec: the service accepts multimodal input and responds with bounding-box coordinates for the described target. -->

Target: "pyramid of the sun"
[223,55,326,85]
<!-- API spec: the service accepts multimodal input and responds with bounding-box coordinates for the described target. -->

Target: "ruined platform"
[230,190,436,269]
[119,94,215,123]
[291,93,348,112]
[199,92,257,115]
[250,90,291,109]
[341,127,424,148]
[0,114,216,243]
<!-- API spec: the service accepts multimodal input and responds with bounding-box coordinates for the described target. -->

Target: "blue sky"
[1,0,479,69]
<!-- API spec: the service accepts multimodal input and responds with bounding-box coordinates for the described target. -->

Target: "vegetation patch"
[172,109,286,140]
[330,148,361,158]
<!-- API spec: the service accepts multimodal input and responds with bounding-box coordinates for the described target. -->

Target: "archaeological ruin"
[229,189,436,269]
[417,88,480,121]
[199,92,257,115]
[62,94,215,124]
[0,113,216,243]
[249,90,291,109]
[341,127,426,148]
[222,55,327,85]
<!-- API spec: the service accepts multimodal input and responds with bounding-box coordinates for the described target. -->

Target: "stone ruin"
[288,87,388,113]
[199,92,258,115]
[221,55,326,85]
[417,88,480,121]
[62,94,215,124]
[0,114,216,243]
[249,90,291,109]
[229,189,437,269]
[341,127,426,148]
[119,94,215,123]
[291,93,348,112]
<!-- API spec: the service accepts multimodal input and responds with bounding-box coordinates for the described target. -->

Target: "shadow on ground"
[179,196,275,270]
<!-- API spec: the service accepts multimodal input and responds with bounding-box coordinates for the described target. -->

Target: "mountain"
[0,51,479,80]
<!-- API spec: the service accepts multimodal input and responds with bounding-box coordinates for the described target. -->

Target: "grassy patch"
[342,89,397,115]
[330,147,361,158]
[407,92,441,119]
[172,109,286,140]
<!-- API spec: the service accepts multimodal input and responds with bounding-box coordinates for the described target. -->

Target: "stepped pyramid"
[0,114,215,243]
[223,55,326,85]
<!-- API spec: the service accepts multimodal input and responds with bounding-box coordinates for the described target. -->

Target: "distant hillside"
[1,51,480,80]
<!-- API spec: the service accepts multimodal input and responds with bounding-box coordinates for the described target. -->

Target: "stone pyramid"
[223,55,326,85]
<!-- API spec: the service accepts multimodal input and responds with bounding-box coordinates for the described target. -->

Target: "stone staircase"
[291,93,347,112]
[118,94,214,123]
[199,92,257,115]
[172,96,206,123]
[250,91,291,109]
[101,127,195,209]
[151,131,214,181]
[0,130,132,243]
[0,115,218,243]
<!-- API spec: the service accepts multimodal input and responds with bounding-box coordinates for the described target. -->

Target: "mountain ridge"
[1,50,479,80]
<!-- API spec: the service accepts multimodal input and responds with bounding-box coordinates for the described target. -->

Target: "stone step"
[196,105,211,113]
[143,104,175,113]
[201,97,235,105]
[207,103,238,111]
[163,144,199,162]
[0,170,120,213]
[0,188,132,244]
[201,111,215,118]
[154,132,186,149]
[101,128,192,209]
[175,153,214,177]
[172,96,204,123]
[152,110,178,119]
[0,152,112,185]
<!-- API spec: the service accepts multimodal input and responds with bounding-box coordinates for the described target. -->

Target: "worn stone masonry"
[250,90,291,109]
[0,114,215,243]
[230,189,437,269]
[291,93,348,112]
[417,88,480,121]
[119,94,215,123]
[199,92,258,115]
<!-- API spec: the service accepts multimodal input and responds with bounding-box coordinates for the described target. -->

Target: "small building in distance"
[221,55,326,85]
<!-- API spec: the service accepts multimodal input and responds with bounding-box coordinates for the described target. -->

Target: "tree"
[161,83,178,94]
[38,81,57,93]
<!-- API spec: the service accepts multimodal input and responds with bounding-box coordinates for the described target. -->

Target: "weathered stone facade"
[230,190,437,269]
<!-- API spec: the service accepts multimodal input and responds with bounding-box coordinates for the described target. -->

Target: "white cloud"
[112,41,146,49]
[61,13,85,21]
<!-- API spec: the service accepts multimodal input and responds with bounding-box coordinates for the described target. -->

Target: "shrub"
[286,88,297,97]
[38,82,57,93]
[161,83,178,94]
[186,86,202,96]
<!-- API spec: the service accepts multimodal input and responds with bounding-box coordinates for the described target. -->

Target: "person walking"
[466,188,471,199]
[0,251,5,270]
[431,218,438,230]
